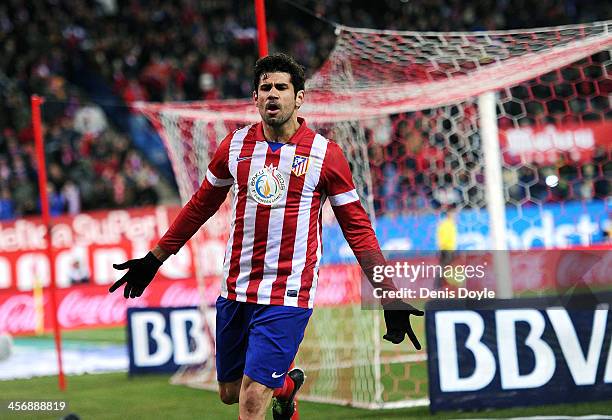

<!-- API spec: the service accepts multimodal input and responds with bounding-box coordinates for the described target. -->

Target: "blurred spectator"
[74,105,108,135]
[63,181,81,215]
[0,187,15,220]
[67,259,90,285]
[603,213,612,244]
[47,183,66,216]
[435,207,458,289]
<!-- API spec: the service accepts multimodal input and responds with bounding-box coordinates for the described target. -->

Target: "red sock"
[273,375,295,400]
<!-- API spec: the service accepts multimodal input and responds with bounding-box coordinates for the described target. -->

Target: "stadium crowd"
[0,0,610,220]
[0,74,160,218]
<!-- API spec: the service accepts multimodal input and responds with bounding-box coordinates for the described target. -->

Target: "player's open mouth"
[266,103,281,115]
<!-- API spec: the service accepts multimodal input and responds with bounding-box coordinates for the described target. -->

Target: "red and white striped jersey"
[158,118,386,308]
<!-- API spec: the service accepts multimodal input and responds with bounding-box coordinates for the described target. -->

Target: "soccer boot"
[272,367,305,420]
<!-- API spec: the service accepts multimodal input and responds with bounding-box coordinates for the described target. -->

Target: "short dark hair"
[253,53,305,95]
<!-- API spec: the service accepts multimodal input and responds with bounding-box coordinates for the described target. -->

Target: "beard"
[262,109,292,127]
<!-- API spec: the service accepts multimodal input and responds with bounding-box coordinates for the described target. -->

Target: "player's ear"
[295,90,305,109]
[253,90,258,103]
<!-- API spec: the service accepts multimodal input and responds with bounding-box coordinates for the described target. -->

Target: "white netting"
[140,21,612,408]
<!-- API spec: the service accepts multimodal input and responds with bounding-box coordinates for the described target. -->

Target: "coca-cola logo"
[160,283,204,307]
[57,290,148,328]
[0,295,38,333]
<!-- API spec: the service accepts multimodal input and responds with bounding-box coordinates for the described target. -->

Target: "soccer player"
[109,53,423,420]
[434,206,458,289]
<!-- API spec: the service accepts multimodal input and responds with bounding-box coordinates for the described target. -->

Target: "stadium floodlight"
[138,20,612,409]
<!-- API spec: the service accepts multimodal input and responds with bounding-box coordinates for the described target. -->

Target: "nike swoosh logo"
[236,156,252,162]
[271,371,285,379]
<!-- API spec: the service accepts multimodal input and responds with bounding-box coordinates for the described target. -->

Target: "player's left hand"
[382,300,424,350]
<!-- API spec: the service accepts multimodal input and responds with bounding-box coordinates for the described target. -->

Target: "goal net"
[139,21,612,408]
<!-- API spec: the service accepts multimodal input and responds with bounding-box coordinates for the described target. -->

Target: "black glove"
[383,300,424,350]
[109,252,162,299]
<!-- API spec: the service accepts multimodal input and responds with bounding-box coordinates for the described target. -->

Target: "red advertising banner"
[0,264,361,335]
[0,205,230,291]
[500,120,612,165]
[0,205,363,334]
[1,205,609,334]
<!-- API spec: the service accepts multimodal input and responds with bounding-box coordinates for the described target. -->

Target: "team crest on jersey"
[291,155,309,177]
[248,164,287,205]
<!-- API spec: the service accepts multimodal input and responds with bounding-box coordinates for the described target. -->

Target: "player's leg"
[219,378,242,405]
[215,296,254,405]
[435,250,454,289]
[240,304,312,420]
[272,365,305,420]
[238,374,274,419]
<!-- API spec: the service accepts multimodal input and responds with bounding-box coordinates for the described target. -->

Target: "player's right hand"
[109,252,162,299]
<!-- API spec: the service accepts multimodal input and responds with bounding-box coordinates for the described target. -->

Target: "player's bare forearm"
[151,245,172,263]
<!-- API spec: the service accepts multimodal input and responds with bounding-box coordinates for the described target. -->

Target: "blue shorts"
[215,296,312,388]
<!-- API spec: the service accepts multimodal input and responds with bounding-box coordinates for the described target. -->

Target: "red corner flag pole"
[31,95,66,391]
[254,0,269,57]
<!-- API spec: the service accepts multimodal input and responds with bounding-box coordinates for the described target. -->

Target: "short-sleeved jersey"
[158,118,387,308]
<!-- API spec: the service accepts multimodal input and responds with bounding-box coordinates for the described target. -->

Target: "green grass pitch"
[0,372,611,419]
[3,326,611,419]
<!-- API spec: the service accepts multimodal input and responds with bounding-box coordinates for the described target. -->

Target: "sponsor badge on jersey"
[248,164,287,205]
[292,155,309,177]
